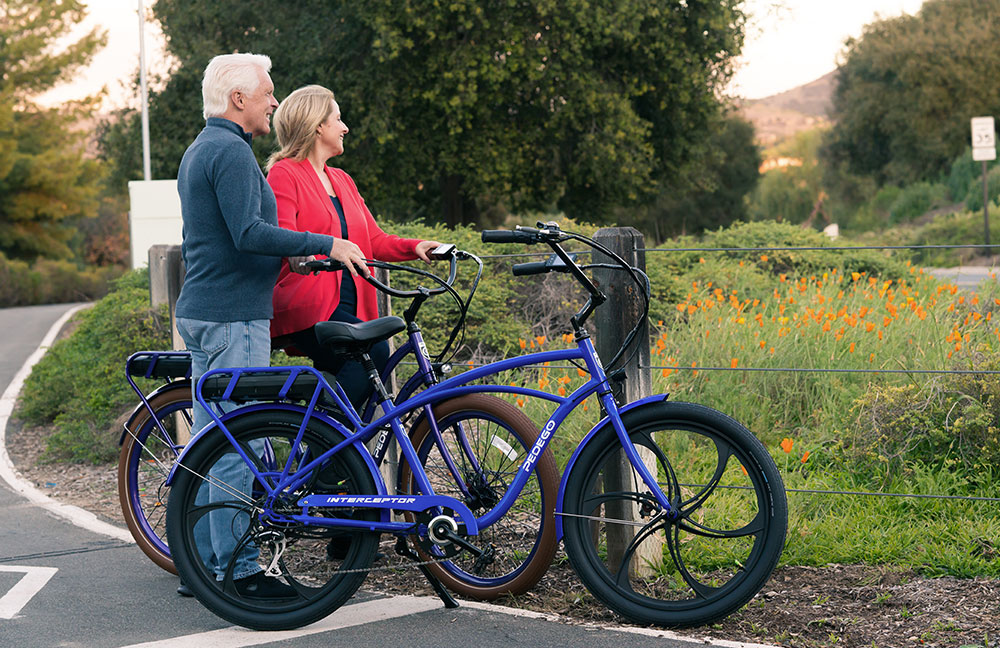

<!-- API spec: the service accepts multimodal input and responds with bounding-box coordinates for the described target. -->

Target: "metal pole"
[984,161,991,248]
[138,0,151,181]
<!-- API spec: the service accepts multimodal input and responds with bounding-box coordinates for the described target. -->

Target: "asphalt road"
[925,265,998,288]
[0,303,765,648]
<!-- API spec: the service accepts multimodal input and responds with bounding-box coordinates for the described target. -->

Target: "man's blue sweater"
[174,118,333,322]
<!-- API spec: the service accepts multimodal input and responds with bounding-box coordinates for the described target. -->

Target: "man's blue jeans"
[177,317,271,582]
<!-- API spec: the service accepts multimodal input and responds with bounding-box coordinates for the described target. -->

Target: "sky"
[731,0,925,99]
[37,0,927,108]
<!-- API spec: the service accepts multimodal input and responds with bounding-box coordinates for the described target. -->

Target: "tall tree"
[822,0,1000,188]
[0,0,106,260]
[102,0,746,227]
[630,112,761,240]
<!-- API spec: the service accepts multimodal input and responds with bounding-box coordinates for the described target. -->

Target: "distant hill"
[738,71,837,146]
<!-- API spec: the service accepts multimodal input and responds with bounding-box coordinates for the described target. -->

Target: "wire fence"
[443,237,1000,504]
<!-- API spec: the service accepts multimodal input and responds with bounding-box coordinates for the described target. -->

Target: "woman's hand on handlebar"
[329,238,370,277]
[414,240,444,264]
[287,255,316,275]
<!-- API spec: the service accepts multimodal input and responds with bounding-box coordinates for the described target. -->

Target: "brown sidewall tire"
[117,383,190,574]
[400,394,558,600]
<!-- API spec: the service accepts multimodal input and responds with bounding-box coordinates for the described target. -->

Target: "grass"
[479,261,1000,578]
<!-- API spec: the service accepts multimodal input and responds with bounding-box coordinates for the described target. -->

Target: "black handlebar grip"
[511,261,550,276]
[481,229,536,244]
[303,259,347,272]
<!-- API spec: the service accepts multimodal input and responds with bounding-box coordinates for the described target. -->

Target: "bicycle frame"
[168,332,674,538]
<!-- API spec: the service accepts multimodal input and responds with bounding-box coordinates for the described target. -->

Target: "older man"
[173,53,366,600]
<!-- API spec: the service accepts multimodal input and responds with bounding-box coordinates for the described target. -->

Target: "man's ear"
[231,90,244,110]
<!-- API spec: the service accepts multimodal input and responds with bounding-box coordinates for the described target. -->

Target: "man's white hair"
[201,53,272,119]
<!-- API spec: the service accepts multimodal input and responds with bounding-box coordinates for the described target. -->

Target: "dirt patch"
[6,417,1000,647]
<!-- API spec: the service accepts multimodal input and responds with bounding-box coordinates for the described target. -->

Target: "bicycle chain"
[326,547,455,576]
[126,435,477,576]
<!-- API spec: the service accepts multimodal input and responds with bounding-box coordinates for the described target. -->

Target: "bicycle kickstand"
[393,536,459,609]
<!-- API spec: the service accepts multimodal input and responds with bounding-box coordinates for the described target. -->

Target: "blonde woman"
[266,85,441,408]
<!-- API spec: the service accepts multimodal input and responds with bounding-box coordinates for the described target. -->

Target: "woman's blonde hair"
[265,85,335,172]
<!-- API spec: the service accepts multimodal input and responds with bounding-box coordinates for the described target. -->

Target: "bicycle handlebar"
[481,221,651,371]
[511,253,577,276]
[303,250,459,299]
[481,229,538,244]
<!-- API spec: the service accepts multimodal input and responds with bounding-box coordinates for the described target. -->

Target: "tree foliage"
[101,0,747,228]
[629,111,760,241]
[822,0,1000,187]
[0,0,106,260]
[749,129,826,226]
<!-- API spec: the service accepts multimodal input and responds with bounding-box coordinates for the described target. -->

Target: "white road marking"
[461,599,783,648]
[117,595,441,647]
[0,304,132,543]
[0,565,58,619]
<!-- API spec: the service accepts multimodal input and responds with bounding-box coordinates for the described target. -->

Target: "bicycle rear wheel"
[118,381,191,573]
[399,394,558,600]
[561,401,786,627]
[165,409,380,630]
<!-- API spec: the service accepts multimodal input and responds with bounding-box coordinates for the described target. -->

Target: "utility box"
[128,180,182,269]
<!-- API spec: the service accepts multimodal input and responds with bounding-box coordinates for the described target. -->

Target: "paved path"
[0,303,775,648]
[926,265,999,289]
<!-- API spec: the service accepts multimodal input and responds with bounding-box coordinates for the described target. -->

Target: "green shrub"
[903,208,1000,267]
[964,165,1000,212]
[888,181,948,224]
[842,349,1000,485]
[947,148,980,202]
[16,269,171,463]
[0,250,123,307]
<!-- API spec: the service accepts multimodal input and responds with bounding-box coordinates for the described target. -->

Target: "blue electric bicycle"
[164,222,787,630]
[119,250,558,599]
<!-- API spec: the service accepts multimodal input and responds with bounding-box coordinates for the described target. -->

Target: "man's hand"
[414,240,444,264]
[287,255,315,275]
[329,238,369,277]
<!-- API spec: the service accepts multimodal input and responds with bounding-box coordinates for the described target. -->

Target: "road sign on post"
[972,116,996,154]
[971,117,996,252]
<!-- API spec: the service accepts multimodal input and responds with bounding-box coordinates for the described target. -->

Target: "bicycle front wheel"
[165,409,380,630]
[399,394,558,600]
[561,400,787,627]
[117,381,191,574]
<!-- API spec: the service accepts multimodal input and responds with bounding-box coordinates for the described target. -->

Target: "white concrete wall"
[128,180,182,269]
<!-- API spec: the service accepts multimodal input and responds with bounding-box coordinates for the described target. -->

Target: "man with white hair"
[173,53,367,600]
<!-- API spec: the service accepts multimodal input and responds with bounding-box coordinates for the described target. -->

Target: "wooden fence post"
[148,244,184,351]
[592,227,660,577]
[148,244,189,442]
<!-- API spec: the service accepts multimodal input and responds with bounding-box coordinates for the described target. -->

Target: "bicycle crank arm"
[433,525,496,576]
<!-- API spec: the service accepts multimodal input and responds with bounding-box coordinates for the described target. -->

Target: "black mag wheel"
[399,394,558,600]
[118,381,191,574]
[165,409,380,630]
[561,401,787,627]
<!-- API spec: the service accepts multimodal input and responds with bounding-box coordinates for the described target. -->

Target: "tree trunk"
[440,174,480,227]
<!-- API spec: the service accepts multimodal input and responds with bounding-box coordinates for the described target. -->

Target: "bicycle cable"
[564,231,651,371]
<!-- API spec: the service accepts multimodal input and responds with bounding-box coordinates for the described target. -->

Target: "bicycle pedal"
[471,544,496,575]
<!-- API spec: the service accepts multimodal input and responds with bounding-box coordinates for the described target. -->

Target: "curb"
[0,303,133,543]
